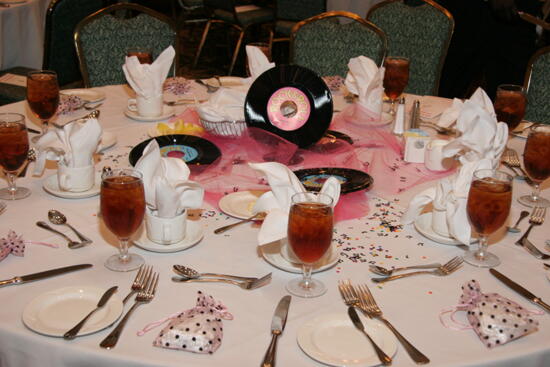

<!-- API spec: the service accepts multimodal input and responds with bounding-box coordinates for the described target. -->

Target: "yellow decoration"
[156,120,205,136]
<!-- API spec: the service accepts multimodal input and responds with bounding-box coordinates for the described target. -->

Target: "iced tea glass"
[465,169,513,267]
[286,192,333,298]
[26,70,59,142]
[127,48,153,64]
[383,56,409,115]
[100,169,146,271]
[0,113,30,200]
[494,84,527,132]
[518,124,550,207]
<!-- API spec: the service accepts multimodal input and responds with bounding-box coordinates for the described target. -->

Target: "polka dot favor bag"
[137,291,233,354]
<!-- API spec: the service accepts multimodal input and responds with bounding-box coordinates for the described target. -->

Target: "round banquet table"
[0,84,549,367]
[0,0,51,70]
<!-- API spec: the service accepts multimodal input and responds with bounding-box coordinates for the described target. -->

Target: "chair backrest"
[276,0,326,21]
[290,11,387,77]
[367,0,454,95]
[524,46,550,124]
[75,3,178,87]
[43,0,106,86]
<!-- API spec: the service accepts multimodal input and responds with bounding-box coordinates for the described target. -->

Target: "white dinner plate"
[297,312,397,367]
[511,121,534,139]
[259,240,339,274]
[124,105,175,122]
[414,212,475,246]
[218,190,267,219]
[133,220,204,253]
[22,286,123,337]
[61,88,106,103]
[99,131,116,151]
[42,173,100,199]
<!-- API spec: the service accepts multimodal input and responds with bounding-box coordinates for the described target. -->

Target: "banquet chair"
[290,11,387,77]
[524,46,550,124]
[75,3,178,87]
[366,0,454,96]
[192,0,274,75]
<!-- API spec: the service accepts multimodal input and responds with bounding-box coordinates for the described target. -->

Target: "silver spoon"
[52,110,101,128]
[36,221,84,249]
[195,79,220,93]
[48,210,92,245]
[173,265,258,282]
[369,263,441,277]
[507,210,530,233]
[214,212,267,234]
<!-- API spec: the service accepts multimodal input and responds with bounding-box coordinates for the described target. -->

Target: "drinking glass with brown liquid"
[518,124,550,208]
[494,84,527,132]
[465,169,513,268]
[26,70,59,142]
[383,56,409,115]
[0,113,30,200]
[127,48,153,64]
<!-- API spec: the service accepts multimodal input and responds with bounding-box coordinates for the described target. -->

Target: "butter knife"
[261,295,291,367]
[348,307,392,365]
[0,264,92,287]
[490,269,550,313]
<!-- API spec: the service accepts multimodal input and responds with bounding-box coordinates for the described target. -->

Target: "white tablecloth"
[0,85,549,367]
[0,0,51,70]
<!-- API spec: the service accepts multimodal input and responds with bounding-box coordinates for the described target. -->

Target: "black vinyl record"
[293,168,373,194]
[244,64,333,148]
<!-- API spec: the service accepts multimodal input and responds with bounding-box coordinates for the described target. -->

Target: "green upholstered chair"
[0,67,34,106]
[75,3,178,87]
[524,46,550,124]
[290,11,387,77]
[43,0,107,87]
[192,0,274,75]
[367,0,454,96]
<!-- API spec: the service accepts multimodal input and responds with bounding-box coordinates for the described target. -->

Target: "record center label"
[267,87,311,131]
[160,144,199,162]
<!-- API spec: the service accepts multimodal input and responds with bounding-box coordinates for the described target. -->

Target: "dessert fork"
[515,207,550,260]
[371,256,463,283]
[122,265,152,304]
[502,149,530,179]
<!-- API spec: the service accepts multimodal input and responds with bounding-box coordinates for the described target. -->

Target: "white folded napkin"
[402,88,508,244]
[33,118,102,174]
[123,46,175,99]
[438,87,496,128]
[196,88,248,122]
[245,45,275,82]
[344,56,385,117]
[135,140,203,218]
[249,162,341,246]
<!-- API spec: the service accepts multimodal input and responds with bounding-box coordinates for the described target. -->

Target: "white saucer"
[42,173,101,199]
[22,286,123,337]
[133,220,204,253]
[259,240,339,273]
[414,212,475,246]
[124,105,175,122]
[297,312,397,367]
[61,88,106,103]
[99,131,116,151]
[218,190,267,219]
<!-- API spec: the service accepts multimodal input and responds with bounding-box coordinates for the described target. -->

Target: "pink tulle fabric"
[171,105,453,221]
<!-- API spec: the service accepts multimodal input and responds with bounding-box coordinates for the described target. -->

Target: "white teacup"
[57,161,95,192]
[145,208,187,245]
[424,139,455,171]
[127,95,163,117]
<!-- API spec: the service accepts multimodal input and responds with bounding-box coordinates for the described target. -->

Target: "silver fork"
[515,207,550,260]
[371,256,463,283]
[122,265,152,304]
[171,272,272,290]
[503,149,530,179]
[100,271,159,349]
[355,283,430,364]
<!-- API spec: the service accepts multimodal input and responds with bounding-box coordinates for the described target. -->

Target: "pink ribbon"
[0,230,58,261]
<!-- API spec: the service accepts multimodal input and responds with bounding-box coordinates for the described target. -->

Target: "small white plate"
[218,190,267,219]
[98,131,116,151]
[297,312,397,367]
[133,220,204,253]
[42,173,100,199]
[22,286,123,337]
[124,105,175,122]
[259,241,339,273]
[511,121,534,139]
[61,88,106,103]
[414,212,475,246]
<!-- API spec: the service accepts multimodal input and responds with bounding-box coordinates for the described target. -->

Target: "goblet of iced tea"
[26,70,59,142]
[0,113,30,200]
[518,124,550,208]
[383,56,409,115]
[100,169,146,271]
[286,192,333,298]
[494,84,527,132]
[127,48,153,64]
[465,169,513,267]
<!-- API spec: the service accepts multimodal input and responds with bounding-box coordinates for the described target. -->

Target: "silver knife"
[490,269,550,313]
[348,306,393,365]
[0,264,93,287]
[261,295,291,367]
[64,286,118,339]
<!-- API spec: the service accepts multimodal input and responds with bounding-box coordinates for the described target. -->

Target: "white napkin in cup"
[344,56,385,117]
[196,88,247,122]
[249,162,341,246]
[33,118,102,175]
[245,45,275,82]
[438,87,496,128]
[123,46,175,99]
[135,140,203,218]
